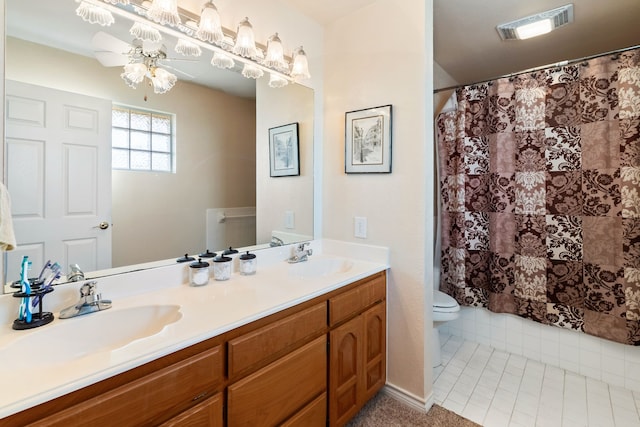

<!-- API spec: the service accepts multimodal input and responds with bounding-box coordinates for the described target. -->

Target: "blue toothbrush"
[18,256,32,322]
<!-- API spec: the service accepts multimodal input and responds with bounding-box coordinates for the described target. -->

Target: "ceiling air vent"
[496,4,574,41]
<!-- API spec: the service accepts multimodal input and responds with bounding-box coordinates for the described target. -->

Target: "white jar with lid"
[189,258,210,286]
[239,251,257,275]
[213,254,232,281]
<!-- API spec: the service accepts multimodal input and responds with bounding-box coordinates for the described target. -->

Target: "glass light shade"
[263,33,288,71]
[211,52,235,69]
[121,62,148,88]
[290,46,310,80]
[268,73,289,88]
[241,63,263,79]
[515,19,553,39]
[232,17,257,58]
[196,2,223,43]
[75,1,115,26]
[150,67,177,94]
[130,22,162,43]
[175,38,202,57]
[147,0,181,27]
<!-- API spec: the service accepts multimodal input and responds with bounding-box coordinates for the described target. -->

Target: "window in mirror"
[112,105,175,172]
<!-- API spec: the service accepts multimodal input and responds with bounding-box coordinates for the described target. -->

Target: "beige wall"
[323,0,434,404]
[5,37,256,266]
[255,79,314,244]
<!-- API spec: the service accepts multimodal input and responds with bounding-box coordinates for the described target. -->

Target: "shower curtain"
[436,47,640,345]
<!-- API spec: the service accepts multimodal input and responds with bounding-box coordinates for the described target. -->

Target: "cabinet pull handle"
[192,391,208,401]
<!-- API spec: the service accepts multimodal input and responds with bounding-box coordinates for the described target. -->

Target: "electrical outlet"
[285,211,295,229]
[354,217,367,239]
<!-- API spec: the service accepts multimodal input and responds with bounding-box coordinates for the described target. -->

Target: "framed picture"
[269,122,300,177]
[345,104,392,174]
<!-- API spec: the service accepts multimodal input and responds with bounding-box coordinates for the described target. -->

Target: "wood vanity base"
[3,271,386,427]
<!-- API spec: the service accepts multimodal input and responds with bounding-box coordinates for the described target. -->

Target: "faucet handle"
[79,281,97,297]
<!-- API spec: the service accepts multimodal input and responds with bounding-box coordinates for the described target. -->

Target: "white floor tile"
[433,334,640,427]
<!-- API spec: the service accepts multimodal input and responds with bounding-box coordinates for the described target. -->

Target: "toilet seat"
[433,290,459,313]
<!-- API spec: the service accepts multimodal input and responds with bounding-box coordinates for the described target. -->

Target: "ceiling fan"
[92,31,194,75]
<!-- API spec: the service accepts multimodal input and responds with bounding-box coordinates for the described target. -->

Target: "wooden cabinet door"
[159,393,223,427]
[329,315,364,427]
[363,302,386,402]
[227,336,327,427]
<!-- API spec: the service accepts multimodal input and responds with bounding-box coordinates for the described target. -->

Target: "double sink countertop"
[0,239,389,419]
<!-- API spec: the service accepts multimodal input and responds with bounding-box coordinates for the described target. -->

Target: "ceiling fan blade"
[162,63,195,79]
[94,51,128,67]
[91,31,131,54]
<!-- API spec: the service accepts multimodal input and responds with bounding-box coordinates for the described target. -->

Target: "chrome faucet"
[59,281,112,319]
[287,242,313,263]
[270,236,285,247]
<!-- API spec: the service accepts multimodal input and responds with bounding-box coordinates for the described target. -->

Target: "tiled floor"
[434,333,640,427]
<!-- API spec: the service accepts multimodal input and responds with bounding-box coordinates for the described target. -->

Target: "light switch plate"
[285,211,295,229]
[354,216,367,239]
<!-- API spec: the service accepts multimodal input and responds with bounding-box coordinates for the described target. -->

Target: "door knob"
[96,221,110,230]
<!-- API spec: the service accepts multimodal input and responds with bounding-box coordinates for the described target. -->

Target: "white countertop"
[0,239,389,419]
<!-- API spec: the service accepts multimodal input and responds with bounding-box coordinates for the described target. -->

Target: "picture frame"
[345,104,392,174]
[269,122,300,177]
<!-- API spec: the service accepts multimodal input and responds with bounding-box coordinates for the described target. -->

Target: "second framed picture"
[269,122,300,177]
[345,104,392,174]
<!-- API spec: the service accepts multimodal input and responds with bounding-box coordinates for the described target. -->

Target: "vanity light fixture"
[75,0,115,26]
[241,63,264,80]
[130,21,162,42]
[175,38,202,57]
[496,4,574,41]
[77,0,312,93]
[232,17,258,59]
[291,46,311,81]
[147,0,181,27]
[211,51,235,69]
[196,1,223,43]
[268,73,288,88]
[263,33,288,72]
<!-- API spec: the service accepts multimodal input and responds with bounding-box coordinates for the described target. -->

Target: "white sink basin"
[288,257,353,278]
[3,305,182,368]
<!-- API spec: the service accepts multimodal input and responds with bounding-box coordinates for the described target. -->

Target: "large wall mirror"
[2,0,314,290]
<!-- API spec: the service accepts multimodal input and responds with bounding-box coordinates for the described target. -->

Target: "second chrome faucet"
[287,242,313,263]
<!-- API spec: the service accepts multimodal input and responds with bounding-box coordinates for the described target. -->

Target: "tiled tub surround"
[0,239,389,419]
[439,306,640,393]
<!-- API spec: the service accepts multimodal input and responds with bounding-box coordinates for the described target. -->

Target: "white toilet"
[432,289,460,367]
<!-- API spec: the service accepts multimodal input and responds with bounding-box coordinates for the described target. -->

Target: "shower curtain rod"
[433,44,640,94]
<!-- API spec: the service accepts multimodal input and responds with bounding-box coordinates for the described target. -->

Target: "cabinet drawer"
[281,393,327,427]
[159,393,223,427]
[30,346,223,427]
[329,272,385,326]
[228,302,326,378]
[228,336,327,427]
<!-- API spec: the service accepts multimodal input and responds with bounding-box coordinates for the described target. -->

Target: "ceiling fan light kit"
[75,0,311,93]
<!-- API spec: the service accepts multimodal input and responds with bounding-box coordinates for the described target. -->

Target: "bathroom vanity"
[0,242,388,427]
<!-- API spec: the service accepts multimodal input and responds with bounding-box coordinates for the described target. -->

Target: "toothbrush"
[32,262,61,307]
[36,260,52,282]
[18,256,32,323]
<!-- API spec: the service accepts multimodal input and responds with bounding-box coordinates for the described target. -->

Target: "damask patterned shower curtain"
[436,47,640,345]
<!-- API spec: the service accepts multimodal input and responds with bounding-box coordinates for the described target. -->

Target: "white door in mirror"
[4,80,113,281]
